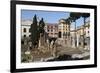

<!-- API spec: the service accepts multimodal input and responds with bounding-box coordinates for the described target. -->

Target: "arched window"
[58,32,61,38]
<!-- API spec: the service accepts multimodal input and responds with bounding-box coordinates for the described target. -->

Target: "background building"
[70,21,90,49]
[57,19,70,46]
[21,20,58,39]
[21,19,90,50]
[44,23,58,38]
[84,21,90,50]
[58,19,70,39]
[76,21,90,50]
[21,20,32,38]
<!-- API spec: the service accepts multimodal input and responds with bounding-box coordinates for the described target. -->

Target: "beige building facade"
[44,23,58,38]
[21,20,32,38]
[57,19,70,46]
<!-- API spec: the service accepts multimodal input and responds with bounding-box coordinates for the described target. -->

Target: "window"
[51,30,53,32]
[55,33,57,35]
[48,30,49,32]
[23,28,26,32]
[88,31,89,33]
[29,28,31,32]
[24,35,26,38]
[51,33,53,35]
[51,26,53,29]
[55,26,57,28]
[29,35,31,37]
[68,32,70,36]
[21,40,24,44]
[58,32,61,38]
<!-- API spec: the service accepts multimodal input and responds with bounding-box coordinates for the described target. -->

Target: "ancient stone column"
[77,34,79,47]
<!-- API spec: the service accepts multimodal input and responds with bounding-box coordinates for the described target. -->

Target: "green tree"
[39,18,45,34]
[30,15,38,47]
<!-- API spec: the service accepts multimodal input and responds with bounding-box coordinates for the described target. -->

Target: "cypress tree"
[39,18,45,34]
[30,15,38,47]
